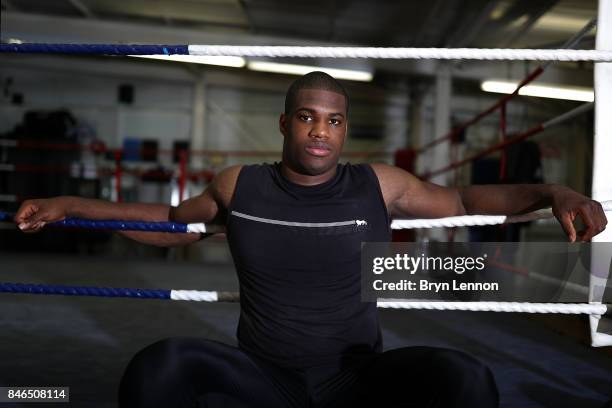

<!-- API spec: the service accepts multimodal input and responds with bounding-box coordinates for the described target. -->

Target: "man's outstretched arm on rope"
[460,184,607,242]
[13,165,242,246]
[14,197,201,246]
[372,163,607,242]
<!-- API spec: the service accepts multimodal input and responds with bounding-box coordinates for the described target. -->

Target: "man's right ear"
[279,113,288,137]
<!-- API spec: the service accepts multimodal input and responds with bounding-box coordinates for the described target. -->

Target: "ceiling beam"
[446,0,502,47]
[477,0,558,47]
[67,0,95,18]
[93,0,248,28]
[412,0,447,46]
[1,0,18,11]
[238,0,256,34]
[0,10,335,46]
[502,0,559,47]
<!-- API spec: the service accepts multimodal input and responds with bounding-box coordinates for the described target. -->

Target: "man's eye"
[330,119,341,126]
[299,115,312,122]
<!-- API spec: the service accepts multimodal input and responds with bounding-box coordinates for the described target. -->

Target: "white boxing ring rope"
[390,201,612,230]
[170,291,612,316]
[376,302,607,315]
[2,46,610,62]
[184,201,612,233]
[186,46,612,61]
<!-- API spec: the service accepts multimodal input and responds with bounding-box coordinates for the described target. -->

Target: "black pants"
[119,338,499,408]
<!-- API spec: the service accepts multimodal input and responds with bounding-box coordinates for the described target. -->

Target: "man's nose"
[310,120,328,138]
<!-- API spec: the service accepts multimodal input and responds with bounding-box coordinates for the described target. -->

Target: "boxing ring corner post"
[590,0,612,348]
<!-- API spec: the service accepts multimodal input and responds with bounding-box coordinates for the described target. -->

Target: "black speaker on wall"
[141,139,159,162]
[118,84,134,104]
[173,141,190,164]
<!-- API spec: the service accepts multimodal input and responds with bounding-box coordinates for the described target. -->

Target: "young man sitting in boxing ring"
[15,72,607,408]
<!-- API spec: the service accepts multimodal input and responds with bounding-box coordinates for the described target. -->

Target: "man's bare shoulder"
[369,163,418,202]
[210,165,244,209]
[369,162,404,179]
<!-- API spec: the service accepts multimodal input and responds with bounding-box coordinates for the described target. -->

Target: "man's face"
[280,89,348,177]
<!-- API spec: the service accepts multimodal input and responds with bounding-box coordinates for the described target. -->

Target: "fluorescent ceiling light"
[247,61,373,82]
[533,15,593,32]
[481,80,594,102]
[130,55,245,68]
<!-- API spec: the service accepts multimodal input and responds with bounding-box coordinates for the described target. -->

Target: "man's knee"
[431,349,499,407]
[124,338,179,374]
[119,338,191,407]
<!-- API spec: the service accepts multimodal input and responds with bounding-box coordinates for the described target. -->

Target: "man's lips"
[305,143,332,157]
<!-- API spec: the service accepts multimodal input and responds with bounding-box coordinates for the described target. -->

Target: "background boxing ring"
[1,4,611,345]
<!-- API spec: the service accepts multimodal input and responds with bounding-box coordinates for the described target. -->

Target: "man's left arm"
[460,184,607,242]
[371,164,607,242]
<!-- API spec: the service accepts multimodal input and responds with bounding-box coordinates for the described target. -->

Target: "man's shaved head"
[284,71,349,115]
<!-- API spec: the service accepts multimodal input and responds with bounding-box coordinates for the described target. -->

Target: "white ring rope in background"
[167,291,608,315]
[389,201,612,230]
[187,46,612,62]
[376,301,607,315]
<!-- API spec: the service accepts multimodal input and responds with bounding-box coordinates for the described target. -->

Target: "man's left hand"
[551,186,608,242]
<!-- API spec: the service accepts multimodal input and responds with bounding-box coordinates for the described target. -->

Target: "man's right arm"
[14,165,242,247]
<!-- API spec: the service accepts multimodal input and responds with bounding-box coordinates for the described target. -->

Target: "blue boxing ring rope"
[2,43,612,62]
[0,282,608,315]
[0,283,237,302]
[0,211,218,233]
[0,210,610,315]
[0,44,189,55]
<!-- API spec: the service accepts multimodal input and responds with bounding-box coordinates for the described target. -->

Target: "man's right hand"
[14,197,71,233]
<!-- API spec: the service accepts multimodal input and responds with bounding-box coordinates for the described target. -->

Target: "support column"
[590,0,612,347]
[424,65,453,242]
[432,64,452,186]
[410,90,425,174]
[190,72,207,171]
[177,71,207,262]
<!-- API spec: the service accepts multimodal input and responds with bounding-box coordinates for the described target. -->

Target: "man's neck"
[280,162,337,186]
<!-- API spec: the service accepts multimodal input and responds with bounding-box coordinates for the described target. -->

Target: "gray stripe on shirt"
[231,211,359,228]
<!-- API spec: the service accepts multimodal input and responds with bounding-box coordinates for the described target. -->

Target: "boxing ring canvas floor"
[0,252,610,408]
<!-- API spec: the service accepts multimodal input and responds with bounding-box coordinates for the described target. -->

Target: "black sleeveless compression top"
[226,162,391,368]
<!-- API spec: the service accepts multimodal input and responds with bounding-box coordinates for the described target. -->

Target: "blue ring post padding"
[0,44,190,55]
[0,211,189,233]
[0,282,171,300]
